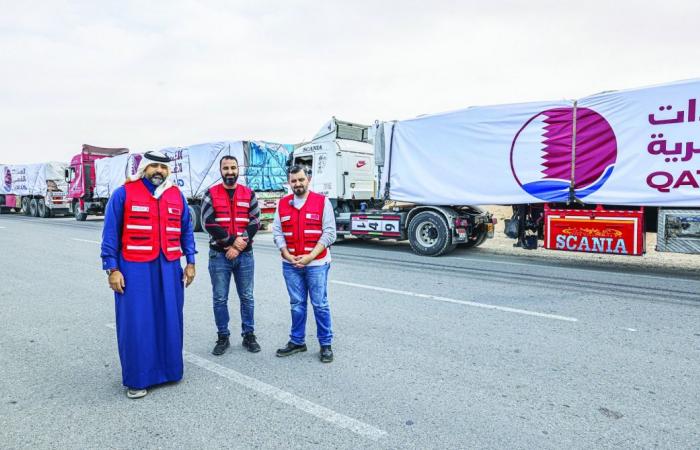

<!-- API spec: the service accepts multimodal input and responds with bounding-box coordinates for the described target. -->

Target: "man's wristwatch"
[106,268,119,276]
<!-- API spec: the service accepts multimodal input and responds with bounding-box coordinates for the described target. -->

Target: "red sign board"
[544,205,645,256]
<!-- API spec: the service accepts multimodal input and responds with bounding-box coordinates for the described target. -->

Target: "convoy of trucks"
[3,78,699,257]
[83,140,290,231]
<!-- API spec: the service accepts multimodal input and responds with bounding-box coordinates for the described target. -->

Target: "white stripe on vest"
[126,245,153,251]
[125,224,152,230]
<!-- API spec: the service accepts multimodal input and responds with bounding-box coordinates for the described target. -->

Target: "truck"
[66,145,129,221]
[0,162,71,217]
[373,78,700,255]
[289,118,495,256]
[93,140,293,232]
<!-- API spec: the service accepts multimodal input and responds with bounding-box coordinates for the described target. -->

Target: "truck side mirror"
[64,169,70,182]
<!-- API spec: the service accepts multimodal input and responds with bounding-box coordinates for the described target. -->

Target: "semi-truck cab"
[290,119,495,256]
[66,144,128,221]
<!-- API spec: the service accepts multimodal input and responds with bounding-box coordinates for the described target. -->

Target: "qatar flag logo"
[3,166,11,193]
[510,107,617,201]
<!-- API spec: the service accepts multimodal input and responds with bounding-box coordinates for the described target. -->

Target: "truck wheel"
[29,199,39,217]
[21,197,30,215]
[459,228,488,248]
[74,201,87,221]
[408,211,457,256]
[38,201,50,218]
[188,204,202,232]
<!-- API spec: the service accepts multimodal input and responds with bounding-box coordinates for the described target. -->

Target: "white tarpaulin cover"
[162,141,246,199]
[1,162,67,196]
[380,78,700,206]
[95,153,131,198]
[94,141,292,199]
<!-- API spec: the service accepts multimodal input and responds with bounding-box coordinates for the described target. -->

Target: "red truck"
[65,145,128,221]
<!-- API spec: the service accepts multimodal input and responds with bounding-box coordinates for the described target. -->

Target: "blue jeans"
[208,249,255,337]
[282,262,333,346]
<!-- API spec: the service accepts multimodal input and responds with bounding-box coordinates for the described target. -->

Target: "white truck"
[0,162,71,217]
[290,118,495,256]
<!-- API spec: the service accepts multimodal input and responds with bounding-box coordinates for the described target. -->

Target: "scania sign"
[544,205,645,256]
[555,234,628,254]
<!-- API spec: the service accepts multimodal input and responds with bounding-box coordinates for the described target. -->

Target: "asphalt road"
[1,214,699,449]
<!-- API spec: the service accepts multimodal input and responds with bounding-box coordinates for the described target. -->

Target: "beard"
[223,175,238,186]
[293,185,307,195]
[148,173,165,186]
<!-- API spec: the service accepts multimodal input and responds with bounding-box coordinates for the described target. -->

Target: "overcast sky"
[1,0,698,164]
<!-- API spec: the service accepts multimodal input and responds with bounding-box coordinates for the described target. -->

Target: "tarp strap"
[383,123,396,201]
[569,101,579,204]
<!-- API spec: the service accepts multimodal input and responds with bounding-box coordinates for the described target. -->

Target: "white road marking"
[72,238,100,244]
[623,328,637,332]
[105,324,386,441]
[0,226,6,229]
[331,280,578,322]
[184,352,386,440]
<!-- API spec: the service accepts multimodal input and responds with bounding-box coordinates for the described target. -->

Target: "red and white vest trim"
[121,180,184,262]
[209,183,252,237]
[278,191,328,260]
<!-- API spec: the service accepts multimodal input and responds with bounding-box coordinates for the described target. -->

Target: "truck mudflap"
[544,204,645,256]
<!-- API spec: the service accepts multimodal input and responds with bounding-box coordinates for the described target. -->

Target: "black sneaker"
[212,334,230,356]
[276,341,307,357]
[242,333,261,353]
[320,345,333,363]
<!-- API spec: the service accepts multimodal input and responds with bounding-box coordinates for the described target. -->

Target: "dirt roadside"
[477,205,700,276]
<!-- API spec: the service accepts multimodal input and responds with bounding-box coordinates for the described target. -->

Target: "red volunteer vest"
[208,183,252,237]
[278,191,328,260]
[121,180,184,262]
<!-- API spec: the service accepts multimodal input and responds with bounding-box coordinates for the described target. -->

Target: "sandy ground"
[479,205,700,274]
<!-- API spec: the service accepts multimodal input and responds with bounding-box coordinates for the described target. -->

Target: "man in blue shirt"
[101,151,197,399]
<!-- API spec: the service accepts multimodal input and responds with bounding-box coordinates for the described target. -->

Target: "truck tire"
[407,211,457,256]
[188,204,202,232]
[74,201,87,221]
[29,198,39,217]
[21,197,30,215]
[38,200,50,218]
[459,228,488,249]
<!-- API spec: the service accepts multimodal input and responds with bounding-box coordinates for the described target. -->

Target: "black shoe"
[242,333,261,353]
[212,334,230,356]
[319,345,333,363]
[276,341,307,357]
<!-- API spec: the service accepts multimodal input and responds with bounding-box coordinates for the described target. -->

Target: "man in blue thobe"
[101,151,196,399]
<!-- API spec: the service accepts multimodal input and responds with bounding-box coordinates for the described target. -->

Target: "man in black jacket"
[202,156,261,355]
